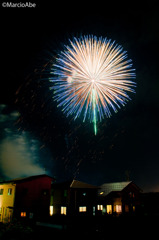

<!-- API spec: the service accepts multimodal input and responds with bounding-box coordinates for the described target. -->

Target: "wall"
[14,176,53,220]
[0,183,16,223]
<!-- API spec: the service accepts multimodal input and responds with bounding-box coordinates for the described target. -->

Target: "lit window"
[0,189,4,195]
[116,205,122,213]
[50,206,53,216]
[133,206,135,212]
[8,188,12,195]
[99,191,104,195]
[106,205,112,214]
[125,205,129,212]
[79,206,87,212]
[61,206,67,215]
[21,212,26,217]
[97,205,103,210]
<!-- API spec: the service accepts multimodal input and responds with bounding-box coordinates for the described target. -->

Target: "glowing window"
[79,206,87,212]
[21,212,26,217]
[125,205,129,212]
[61,206,67,215]
[50,206,53,216]
[116,205,122,213]
[0,189,4,195]
[106,205,112,214]
[97,205,103,210]
[99,191,104,195]
[8,188,12,195]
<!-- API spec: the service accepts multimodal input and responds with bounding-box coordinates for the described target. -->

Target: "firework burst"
[50,35,136,134]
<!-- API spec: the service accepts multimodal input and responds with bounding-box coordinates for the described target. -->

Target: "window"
[97,205,103,211]
[79,206,87,212]
[64,190,67,197]
[0,189,4,195]
[93,206,96,216]
[5,208,7,216]
[61,206,67,215]
[106,205,112,214]
[116,205,122,213]
[125,205,129,212]
[29,213,34,219]
[8,188,12,195]
[99,191,104,195]
[50,206,53,216]
[21,212,26,217]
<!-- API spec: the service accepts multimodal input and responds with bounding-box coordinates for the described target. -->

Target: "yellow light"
[79,206,87,212]
[97,205,103,210]
[61,206,67,215]
[100,191,104,195]
[50,206,53,216]
[21,212,26,217]
[106,205,112,214]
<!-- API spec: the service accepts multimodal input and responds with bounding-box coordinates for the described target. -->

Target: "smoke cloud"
[0,104,46,179]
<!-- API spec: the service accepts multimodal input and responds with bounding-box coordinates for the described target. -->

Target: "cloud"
[0,104,46,179]
[0,136,45,178]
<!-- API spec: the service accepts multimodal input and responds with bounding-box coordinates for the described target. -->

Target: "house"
[97,181,142,215]
[0,182,16,223]
[0,175,143,223]
[50,179,98,216]
[0,174,55,222]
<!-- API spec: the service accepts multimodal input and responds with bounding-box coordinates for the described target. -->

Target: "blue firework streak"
[50,35,136,134]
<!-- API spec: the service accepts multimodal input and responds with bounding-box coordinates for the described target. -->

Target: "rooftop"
[0,174,55,184]
[52,179,97,189]
[98,181,132,196]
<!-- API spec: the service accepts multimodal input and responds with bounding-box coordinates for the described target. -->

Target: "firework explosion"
[50,35,136,134]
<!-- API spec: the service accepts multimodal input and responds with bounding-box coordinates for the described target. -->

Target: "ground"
[0,215,158,239]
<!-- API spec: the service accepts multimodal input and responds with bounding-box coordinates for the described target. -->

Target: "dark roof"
[98,181,142,196]
[0,174,55,184]
[70,180,97,189]
[52,179,97,189]
[98,181,132,196]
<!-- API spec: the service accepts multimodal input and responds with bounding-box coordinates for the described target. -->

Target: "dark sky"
[1,1,159,191]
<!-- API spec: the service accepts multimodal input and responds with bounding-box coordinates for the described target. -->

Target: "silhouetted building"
[1,175,145,223]
[0,174,55,222]
[50,180,97,216]
[97,181,142,215]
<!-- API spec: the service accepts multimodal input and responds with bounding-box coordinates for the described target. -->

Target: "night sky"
[1,1,159,191]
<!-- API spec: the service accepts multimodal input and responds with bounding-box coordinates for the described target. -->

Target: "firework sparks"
[50,35,136,134]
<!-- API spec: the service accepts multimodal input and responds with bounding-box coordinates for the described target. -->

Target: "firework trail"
[50,35,136,134]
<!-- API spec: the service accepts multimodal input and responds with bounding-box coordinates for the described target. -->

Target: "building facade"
[50,180,98,216]
[0,176,143,223]
[97,181,142,215]
[0,182,16,223]
[0,174,54,222]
